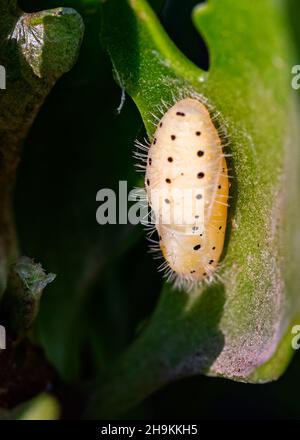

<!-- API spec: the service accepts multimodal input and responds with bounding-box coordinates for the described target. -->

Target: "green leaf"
[1,257,55,337]
[87,0,300,417]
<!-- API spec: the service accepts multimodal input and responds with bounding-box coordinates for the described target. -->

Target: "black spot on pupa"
[146,179,150,185]
[197,172,205,179]
[203,272,207,276]
[212,246,216,250]
[209,260,214,264]
[165,178,171,184]
[176,111,185,116]
[149,158,152,165]
[197,150,204,157]
[192,226,199,231]
[196,194,202,200]
[160,122,163,127]
[153,138,157,145]
[196,131,201,136]
[219,226,222,230]
[171,135,176,140]
[190,270,196,274]
[193,244,201,250]
[218,185,221,189]
[168,157,173,162]
[165,198,170,204]
[195,215,199,219]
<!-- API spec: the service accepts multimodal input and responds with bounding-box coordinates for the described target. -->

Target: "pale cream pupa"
[143,97,229,289]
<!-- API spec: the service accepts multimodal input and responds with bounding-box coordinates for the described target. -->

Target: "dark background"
[16,0,300,419]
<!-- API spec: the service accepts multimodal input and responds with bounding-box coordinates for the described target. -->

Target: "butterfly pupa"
[144,97,229,289]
